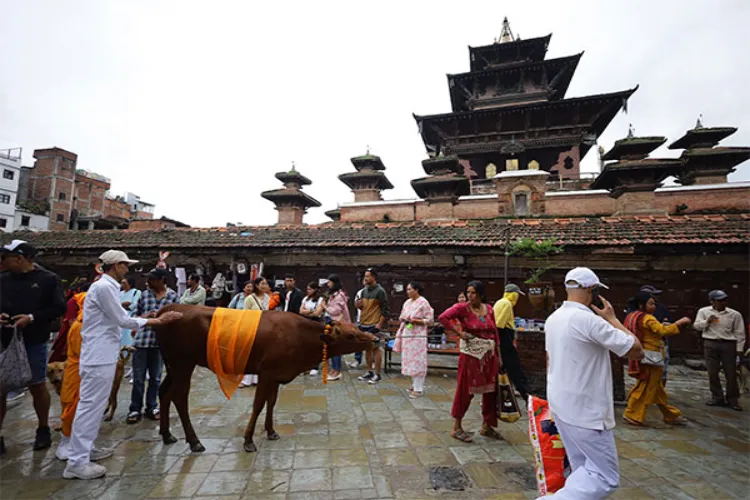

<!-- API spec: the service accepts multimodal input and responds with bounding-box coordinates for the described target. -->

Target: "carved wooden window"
[485,163,497,178]
[505,159,519,171]
[528,160,540,170]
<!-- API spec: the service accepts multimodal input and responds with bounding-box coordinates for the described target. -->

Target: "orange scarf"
[207,308,262,399]
[624,311,647,380]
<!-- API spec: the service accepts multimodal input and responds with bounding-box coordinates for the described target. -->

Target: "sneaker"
[327,373,341,381]
[309,369,319,376]
[90,447,114,461]
[358,371,374,381]
[63,462,107,480]
[55,440,71,461]
[347,361,359,369]
[33,426,52,451]
[368,374,382,385]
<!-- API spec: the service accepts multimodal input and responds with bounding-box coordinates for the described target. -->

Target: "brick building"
[18,147,158,230]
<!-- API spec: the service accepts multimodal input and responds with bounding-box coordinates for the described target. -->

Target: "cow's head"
[322,321,377,344]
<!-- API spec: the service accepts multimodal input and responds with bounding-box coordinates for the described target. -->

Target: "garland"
[322,325,331,384]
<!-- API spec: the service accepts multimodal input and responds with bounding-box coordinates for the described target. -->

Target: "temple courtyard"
[0,361,748,500]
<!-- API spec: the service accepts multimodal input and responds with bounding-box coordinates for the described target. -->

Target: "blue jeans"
[330,356,342,371]
[129,348,162,414]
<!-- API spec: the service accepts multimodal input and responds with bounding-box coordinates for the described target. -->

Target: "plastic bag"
[497,371,521,423]
[0,327,33,391]
[528,395,570,496]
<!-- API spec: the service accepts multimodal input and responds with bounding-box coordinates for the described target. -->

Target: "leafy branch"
[510,238,563,284]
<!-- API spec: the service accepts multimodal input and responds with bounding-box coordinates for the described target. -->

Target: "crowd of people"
[0,238,747,495]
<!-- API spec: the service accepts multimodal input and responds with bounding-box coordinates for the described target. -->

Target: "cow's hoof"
[244,440,257,453]
[267,431,280,441]
[162,434,178,445]
[189,441,205,453]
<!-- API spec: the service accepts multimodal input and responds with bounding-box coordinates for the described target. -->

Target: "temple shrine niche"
[413,17,636,191]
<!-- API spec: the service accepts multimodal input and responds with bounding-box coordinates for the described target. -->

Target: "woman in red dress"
[439,280,502,442]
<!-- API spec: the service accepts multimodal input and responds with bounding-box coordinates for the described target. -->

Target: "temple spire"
[695,114,704,129]
[495,17,515,44]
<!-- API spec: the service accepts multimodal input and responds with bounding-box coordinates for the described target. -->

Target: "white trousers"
[412,375,425,393]
[241,374,257,386]
[68,363,116,468]
[543,418,620,500]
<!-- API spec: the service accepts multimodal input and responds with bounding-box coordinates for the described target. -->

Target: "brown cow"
[154,304,377,453]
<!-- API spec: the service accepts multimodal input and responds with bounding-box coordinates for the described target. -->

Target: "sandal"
[145,409,160,421]
[450,429,473,443]
[623,416,644,427]
[408,390,423,399]
[730,404,743,412]
[126,412,141,424]
[480,427,502,440]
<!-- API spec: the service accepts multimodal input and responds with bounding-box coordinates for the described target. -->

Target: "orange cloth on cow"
[207,308,262,399]
[60,292,86,437]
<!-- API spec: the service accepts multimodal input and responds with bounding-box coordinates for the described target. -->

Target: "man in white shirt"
[543,267,643,499]
[63,250,182,481]
[693,290,746,410]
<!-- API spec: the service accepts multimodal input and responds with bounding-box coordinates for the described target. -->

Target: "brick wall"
[128,219,176,231]
[340,203,416,222]
[105,198,132,220]
[545,192,615,216]
[30,148,78,230]
[135,210,154,220]
[656,186,750,213]
[453,198,498,219]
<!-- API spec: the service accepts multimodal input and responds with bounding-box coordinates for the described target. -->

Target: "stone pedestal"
[277,206,304,225]
[353,189,382,203]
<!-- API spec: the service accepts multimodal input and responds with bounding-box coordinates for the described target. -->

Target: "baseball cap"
[144,268,169,280]
[504,283,526,296]
[99,249,139,265]
[564,267,609,289]
[639,285,662,294]
[1,239,37,258]
[708,290,728,301]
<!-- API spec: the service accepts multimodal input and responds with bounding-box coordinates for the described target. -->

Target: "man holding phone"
[543,267,644,499]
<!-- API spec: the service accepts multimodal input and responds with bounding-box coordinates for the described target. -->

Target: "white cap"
[99,249,139,265]
[564,267,609,289]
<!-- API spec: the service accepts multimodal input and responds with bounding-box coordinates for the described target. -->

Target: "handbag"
[641,349,664,367]
[459,337,495,360]
[497,371,521,423]
[0,326,33,391]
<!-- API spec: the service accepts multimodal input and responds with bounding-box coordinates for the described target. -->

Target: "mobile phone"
[591,287,604,309]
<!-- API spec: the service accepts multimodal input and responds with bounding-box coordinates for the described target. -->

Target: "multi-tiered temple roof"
[414,18,636,184]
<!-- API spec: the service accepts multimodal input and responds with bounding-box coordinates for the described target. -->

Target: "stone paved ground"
[0,359,748,499]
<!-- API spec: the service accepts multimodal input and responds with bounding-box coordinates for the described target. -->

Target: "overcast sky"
[1,0,748,227]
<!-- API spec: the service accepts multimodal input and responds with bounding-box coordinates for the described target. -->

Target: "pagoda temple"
[669,117,750,185]
[413,18,636,187]
[261,164,321,225]
[338,151,394,202]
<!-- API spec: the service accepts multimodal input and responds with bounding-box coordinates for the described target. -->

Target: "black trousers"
[704,338,739,405]
[498,327,529,398]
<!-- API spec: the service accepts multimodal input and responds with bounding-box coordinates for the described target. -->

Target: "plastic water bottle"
[441,333,447,349]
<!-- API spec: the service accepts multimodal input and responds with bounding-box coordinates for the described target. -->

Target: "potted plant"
[509,238,563,315]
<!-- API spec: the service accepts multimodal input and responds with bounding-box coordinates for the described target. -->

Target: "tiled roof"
[3,215,749,251]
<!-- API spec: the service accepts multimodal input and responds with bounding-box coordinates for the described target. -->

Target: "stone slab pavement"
[0,359,747,499]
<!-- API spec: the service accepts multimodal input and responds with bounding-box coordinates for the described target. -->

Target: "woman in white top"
[239,277,270,387]
[299,282,325,376]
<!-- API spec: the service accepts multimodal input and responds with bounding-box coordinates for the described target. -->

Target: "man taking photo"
[0,240,66,455]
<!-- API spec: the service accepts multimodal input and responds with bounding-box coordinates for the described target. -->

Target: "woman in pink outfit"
[393,282,434,398]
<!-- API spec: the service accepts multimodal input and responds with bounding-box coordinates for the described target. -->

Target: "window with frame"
[21,216,30,226]
[3,169,13,180]
[0,193,10,204]
[56,213,65,222]
[59,192,66,201]
[0,218,6,228]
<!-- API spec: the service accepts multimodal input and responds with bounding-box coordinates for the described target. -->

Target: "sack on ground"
[528,395,570,496]
[497,371,521,423]
[0,327,33,391]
